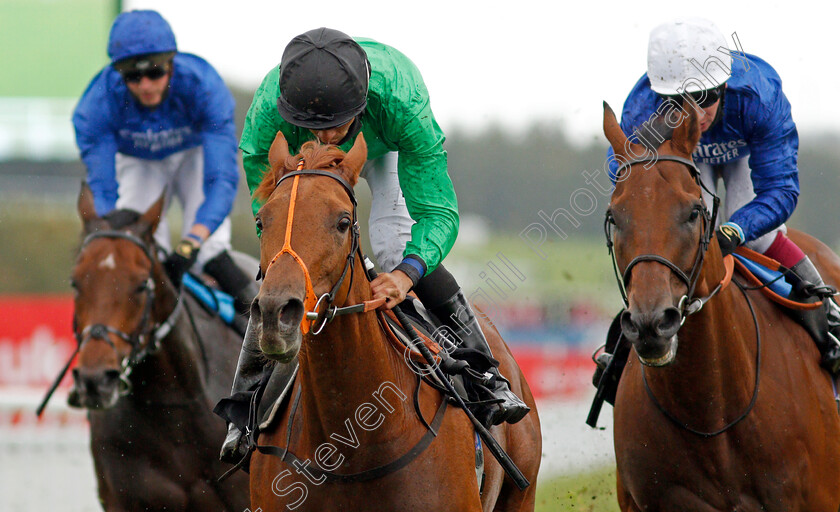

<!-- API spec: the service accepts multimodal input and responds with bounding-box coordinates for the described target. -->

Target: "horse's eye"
[688,208,701,223]
[255,217,264,232]
[70,279,78,289]
[337,216,352,233]
[135,281,148,294]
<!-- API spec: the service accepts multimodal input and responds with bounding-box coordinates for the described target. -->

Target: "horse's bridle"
[605,154,761,437]
[72,230,182,393]
[263,164,378,335]
[605,155,725,322]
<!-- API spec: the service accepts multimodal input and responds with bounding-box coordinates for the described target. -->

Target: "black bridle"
[605,154,761,437]
[37,230,181,416]
[605,155,722,321]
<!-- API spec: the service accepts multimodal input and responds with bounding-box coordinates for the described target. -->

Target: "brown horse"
[246,132,541,511]
[604,101,840,511]
[70,184,249,511]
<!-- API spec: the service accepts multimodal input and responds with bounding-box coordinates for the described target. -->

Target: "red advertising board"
[0,295,595,402]
[0,295,76,388]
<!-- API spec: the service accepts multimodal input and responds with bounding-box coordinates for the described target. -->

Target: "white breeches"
[115,146,232,269]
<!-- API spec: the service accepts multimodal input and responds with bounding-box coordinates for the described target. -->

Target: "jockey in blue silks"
[73,10,258,325]
[608,17,840,374]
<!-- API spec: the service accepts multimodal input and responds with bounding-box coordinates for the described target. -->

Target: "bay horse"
[604,101,840,511]
[70,184,249,511]
[246,132,541,511]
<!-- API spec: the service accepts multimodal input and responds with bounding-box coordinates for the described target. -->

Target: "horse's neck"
[296,281,416,441]
[647,259,758,415]
[127,289,206,404]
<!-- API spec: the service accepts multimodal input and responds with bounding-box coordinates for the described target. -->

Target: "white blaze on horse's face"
[99,253,117,270]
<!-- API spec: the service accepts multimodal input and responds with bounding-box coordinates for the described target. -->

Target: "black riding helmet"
[277,27,370,130]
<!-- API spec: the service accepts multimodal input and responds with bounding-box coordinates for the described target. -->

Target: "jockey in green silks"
[218,27,529,464]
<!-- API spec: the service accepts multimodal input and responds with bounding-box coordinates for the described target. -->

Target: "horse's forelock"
[254,141,348,203]
[102,209,142,230]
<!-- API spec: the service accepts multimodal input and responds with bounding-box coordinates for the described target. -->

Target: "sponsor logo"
[693,139,748,164]
[118,126,193,153]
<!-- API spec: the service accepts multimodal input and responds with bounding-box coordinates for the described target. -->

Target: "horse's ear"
[603,102,626,154]
[670,98,702,156]
[340,133,367,187]
[603,102,646,158]
[138,191,166,236]
[268,130,292,173]
[78,182,102,231]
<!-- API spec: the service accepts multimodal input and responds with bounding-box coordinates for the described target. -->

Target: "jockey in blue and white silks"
[72,9,257,327]
[609,17,840,374]
[612,53,798,251]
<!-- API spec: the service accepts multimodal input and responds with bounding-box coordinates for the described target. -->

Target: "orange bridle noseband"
[263,160,362,334]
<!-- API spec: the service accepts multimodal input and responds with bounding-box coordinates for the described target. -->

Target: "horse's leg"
[616,474,642,512]
[492,478,537,512]
[478,319,541,512]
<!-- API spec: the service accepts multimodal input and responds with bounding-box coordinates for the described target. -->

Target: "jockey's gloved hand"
[164,237,200,287]
[715,222,744,257]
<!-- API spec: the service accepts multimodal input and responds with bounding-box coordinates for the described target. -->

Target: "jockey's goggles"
[121,66,169,84]
[660,84,724,109]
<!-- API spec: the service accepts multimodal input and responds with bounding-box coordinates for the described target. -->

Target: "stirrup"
[220,423,248,464]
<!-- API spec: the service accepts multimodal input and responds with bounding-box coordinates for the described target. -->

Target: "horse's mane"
[254,140,348,203]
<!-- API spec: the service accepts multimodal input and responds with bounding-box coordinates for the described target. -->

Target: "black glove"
[164,238,200,287]
[715,222,743,257]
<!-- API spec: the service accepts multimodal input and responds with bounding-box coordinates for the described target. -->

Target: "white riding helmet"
[647,17,732,95]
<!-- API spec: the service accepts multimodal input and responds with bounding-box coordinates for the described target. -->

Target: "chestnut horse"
[246,132,541,511]
[604,101,840,511]
[70,184,249,511]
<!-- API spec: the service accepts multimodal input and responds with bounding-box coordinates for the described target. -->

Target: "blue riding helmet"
[107,10,177,65]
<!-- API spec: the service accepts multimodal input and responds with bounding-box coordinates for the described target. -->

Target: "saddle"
[182,272,249,336]
[587,247,834,428]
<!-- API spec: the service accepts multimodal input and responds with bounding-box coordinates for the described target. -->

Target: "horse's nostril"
[279,299,304,328]
[102,369,120,385]
[620,310,640,341]
[251,299,263,322]
[656,307,682,338]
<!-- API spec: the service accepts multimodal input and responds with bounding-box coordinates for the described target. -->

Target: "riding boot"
[217,317,266,464]
[429,290,530,426]
[787,257,840,375]
[203,251,259,333]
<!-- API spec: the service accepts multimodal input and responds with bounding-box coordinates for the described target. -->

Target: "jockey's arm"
[727,87,799,244]
[192,72,239,239]
[72,80,120,217]
[391,104,459,279]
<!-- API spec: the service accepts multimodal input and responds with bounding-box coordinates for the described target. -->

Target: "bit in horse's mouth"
[638,336,678,367]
